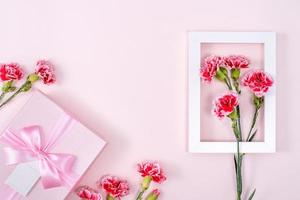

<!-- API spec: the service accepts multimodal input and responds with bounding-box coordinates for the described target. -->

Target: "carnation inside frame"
[200,43,265,142]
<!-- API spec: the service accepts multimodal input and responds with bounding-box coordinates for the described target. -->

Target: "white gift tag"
[5,161,40,196]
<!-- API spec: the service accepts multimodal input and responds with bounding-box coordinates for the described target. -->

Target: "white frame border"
[188,32,276,153]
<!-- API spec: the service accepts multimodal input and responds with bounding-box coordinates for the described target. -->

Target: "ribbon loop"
[0,125,76,189]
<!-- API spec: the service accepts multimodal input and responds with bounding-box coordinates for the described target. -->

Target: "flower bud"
[231,68,240,80]
[146,189,160,200]
[253,95,264,109]
[142,176,152,190]
[215,69,227,82]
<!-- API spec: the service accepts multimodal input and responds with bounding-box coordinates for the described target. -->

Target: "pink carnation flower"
[76,186,102,200]
[200,55,224,82]
[213,92,239,119]
[224,55,249,69]
[99,175,130,198]
[0,63,24,81]
[35,60,56,84]
[242,70,273,97]
[138,162,166,183]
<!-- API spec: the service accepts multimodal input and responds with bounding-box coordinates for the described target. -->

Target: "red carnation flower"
[138,162,166,184]
[0,63,24,81]
[99,175,129,198]
[242,70,273,97]
[76,186,102,200]
[35,60,56,84]
[224,55,249,69]
[213,92,239,119]
[200,55,224,82]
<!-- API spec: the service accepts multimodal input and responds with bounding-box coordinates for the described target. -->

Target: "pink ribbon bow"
[0,125,76,189]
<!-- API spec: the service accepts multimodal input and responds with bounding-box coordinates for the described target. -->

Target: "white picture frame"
[188,31,276,153]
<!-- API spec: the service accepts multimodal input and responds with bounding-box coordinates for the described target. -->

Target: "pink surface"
[200,43,265,142]
[0,0,298,199]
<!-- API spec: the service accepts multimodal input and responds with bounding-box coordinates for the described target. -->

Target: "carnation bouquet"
[0,60,55,108]
[76,161,166,200]
[200,55,273,200]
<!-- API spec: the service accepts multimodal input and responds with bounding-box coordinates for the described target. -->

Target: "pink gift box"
[0,90,106,199]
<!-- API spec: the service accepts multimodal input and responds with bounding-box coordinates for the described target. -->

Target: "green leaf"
[248,189,256,200]
[249,130,258,142]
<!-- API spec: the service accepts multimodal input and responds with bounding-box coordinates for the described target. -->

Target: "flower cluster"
[136,161,166,200]
[75,161,166,200]
[200,54,274,200]
[0,60,55,109]
[200,55,250,83]
[213,92,239,119]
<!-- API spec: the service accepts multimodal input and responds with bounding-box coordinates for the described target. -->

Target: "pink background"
[200,43,265,142]
[0,0,298,199]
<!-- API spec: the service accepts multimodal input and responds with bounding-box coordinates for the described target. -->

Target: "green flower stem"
[225,76,243,140]
[236,106,242,140]
[224,77,233,91]
[136,189,145,200]
[232,119,242,200]
[136,176,152,200]
[236,140,242,200]
[0,91,6,102]
[0,80,30,109]
[246,107,259,141]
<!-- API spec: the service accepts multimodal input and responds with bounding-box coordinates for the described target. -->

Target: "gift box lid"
[0,90,106,199]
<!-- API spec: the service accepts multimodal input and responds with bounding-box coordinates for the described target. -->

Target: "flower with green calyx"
[212,91,243,199]
[0,63,24,102]
[242,70,274,141]
[0,60,55,109]
[213,92,239,120]
[200,55,224,83]
[136,162,166,200]
[224,55,250,94]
